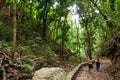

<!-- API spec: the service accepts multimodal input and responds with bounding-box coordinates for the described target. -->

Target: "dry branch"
[0,52,31,80]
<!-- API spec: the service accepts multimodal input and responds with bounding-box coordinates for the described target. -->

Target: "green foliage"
[22,54,36,64]
[0,25,13,41]
[21,64,34,72]
[115,0,120,12]
[0,40,10,47]
[1,0,120,66]
[45,45,57,61]
[21,53,44,72]
[5,0,13,6]
[2,0,120,79]
[17,45,30,52]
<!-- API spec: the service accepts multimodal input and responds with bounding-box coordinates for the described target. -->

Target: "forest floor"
[75,58,112,80]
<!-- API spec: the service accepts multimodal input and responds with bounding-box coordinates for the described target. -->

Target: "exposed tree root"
[104,33,120,80]
[0,52,32,80]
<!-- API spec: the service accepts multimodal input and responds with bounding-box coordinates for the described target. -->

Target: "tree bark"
[85,25,92,60]
[13,0,17,52]
[0,0,6,10]
[30,0,33,28]
[84,17,92,60]
[75,20,81,62]
[2,67,6,80]
[42,0,48,39]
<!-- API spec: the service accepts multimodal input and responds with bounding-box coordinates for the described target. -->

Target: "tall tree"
[13,0,17,52]
[75,19,81,61]
[29,0,33,29]
[78,1,93,60]
[42,0,49,39]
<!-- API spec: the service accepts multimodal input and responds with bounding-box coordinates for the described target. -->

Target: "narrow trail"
[75,58,112,80]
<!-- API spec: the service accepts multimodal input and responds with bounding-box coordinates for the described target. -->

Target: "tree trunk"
[55,16,61,42]
[75,20,81,62]
[13,0,17,52]
[17,0,25,41]
[42,0,48,39]
[2,67,6,80]
[0,0,6,10]
[61,28,64,60]
[61,19,66,60]
[79,11,92,60]
[30,0,33,28]
[85,20,92,60]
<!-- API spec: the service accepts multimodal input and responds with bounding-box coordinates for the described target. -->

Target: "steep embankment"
[105,33,120,80]
[0,9,75,79]
[0,38,74,80]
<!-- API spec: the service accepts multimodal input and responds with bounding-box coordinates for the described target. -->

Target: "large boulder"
[32,67,67,80]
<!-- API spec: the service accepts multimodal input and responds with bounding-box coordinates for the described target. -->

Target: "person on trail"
[96,58,100,71]
[88,59,93,72]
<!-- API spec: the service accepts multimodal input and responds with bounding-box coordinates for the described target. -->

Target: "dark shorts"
[88,64,93,69]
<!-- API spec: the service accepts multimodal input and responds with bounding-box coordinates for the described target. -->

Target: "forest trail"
[75,58,112,80]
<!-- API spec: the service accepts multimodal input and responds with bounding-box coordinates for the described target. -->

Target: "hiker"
[88,59,93,72]
[96,58,100,71]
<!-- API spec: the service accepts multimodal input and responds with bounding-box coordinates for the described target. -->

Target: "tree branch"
[90,0,108,21]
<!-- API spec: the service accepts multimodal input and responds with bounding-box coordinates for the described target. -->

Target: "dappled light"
[0,0,120,80]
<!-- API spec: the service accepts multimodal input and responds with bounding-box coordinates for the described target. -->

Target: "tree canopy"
[0,0,120,79]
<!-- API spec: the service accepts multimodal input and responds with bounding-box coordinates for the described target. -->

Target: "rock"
[32,67,67,80]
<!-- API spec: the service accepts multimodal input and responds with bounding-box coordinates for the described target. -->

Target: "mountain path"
[75,58,112,80]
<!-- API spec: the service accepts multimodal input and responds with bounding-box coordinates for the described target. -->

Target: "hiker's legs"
[96,64,100,71]
[88,64,93,72]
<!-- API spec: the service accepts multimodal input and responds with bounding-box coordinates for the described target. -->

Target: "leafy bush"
[0,25,13,41]
[17,45,30,52]
[0,40,11,47]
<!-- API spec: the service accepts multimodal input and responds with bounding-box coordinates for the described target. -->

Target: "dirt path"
[75,58,112,80]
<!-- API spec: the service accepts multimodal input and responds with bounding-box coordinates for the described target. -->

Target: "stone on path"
[32,67,67,80]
